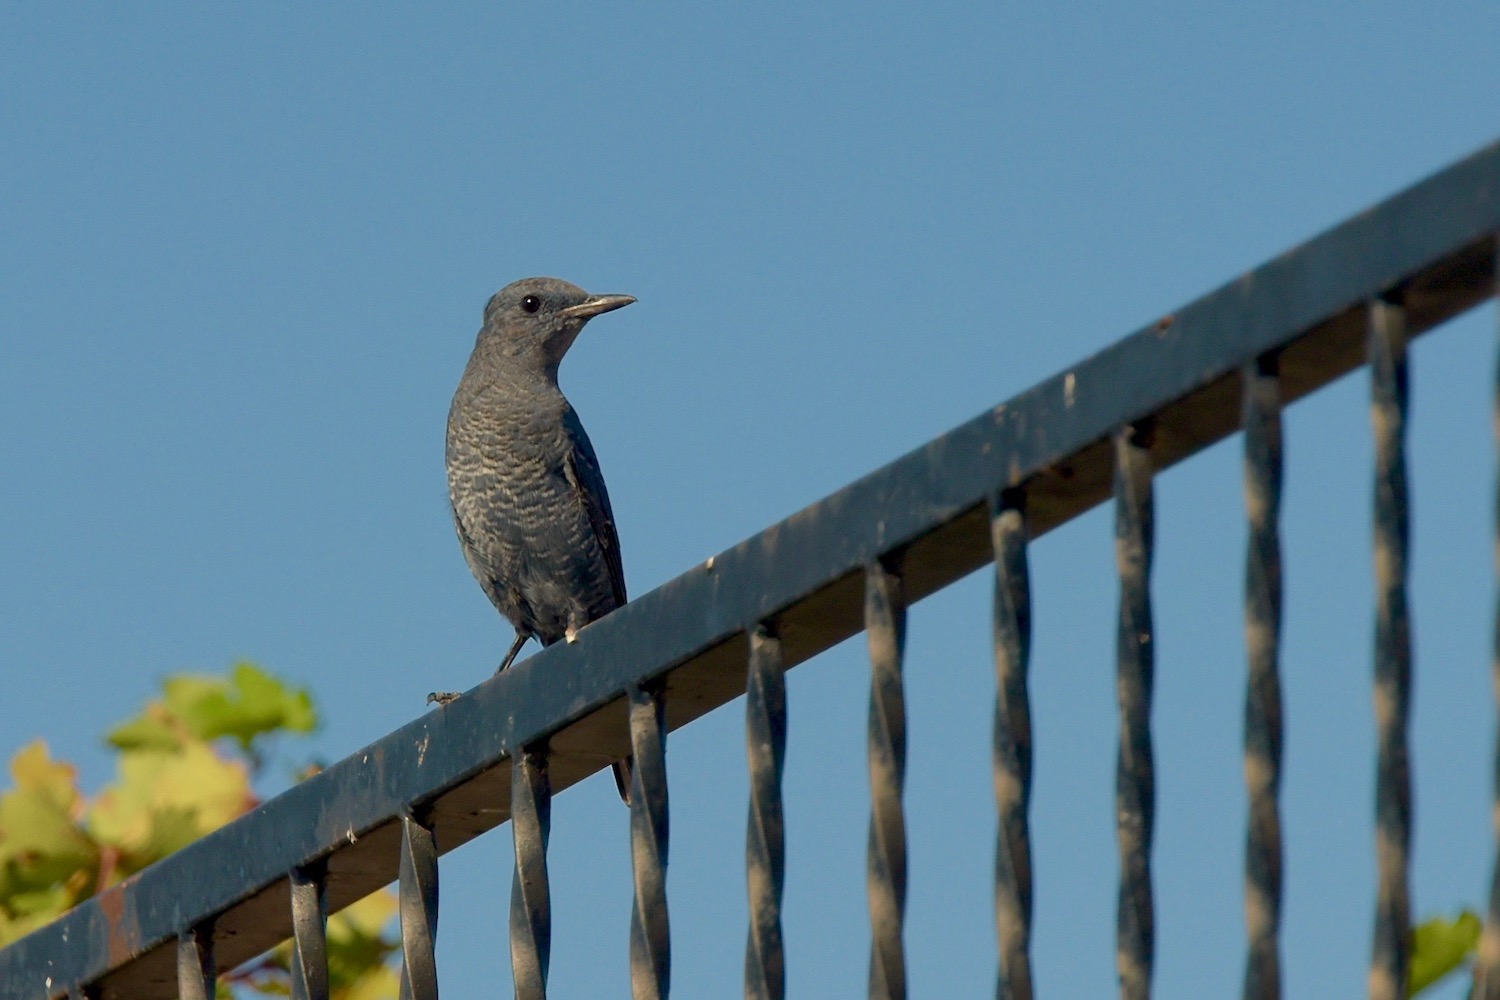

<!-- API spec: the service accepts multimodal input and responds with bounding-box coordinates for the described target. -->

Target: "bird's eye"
[521,295,541,314]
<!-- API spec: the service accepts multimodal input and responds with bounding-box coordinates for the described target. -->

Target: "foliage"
[0,662,398,998]
[1409,909,1481,996]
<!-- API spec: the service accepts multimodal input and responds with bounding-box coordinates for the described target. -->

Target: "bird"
[432,276,636,802]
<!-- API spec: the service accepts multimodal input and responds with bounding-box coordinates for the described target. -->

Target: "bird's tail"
[612,756,633,804]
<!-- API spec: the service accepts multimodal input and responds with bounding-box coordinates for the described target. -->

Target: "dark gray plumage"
[436,276,635,799]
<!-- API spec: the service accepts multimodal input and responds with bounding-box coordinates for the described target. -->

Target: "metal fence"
[4,140,1500,1000]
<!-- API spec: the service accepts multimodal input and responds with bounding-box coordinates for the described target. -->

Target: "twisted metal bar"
[399,810,440,1000]
[1481,245,1500,1000]
[1114,426,1156,1000]
[1369,299,1413,1000]
[865,558,908,1000]
[176,921,215,1000]
[629,682,671,1000]
[510,747,551,1000]
[745,625,787,1000]
[290,862,330,1000]
[1242,356,1284,1000]
[992,495,1034,1000]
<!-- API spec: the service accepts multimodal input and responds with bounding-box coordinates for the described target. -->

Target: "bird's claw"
[427,691,461,706]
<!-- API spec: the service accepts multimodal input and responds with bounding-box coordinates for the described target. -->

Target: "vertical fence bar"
[176,920,215,1000]
[630,682,671,1000]
[290,862,330,1000]
[1242,356,1285,1000]
[1368,298,1413,1000]
[511,746,551,1000]
[399,810,440,1000]
[866,557,908,1000]
[992,494,1034,1000]
[745,624,787,1000]
[1114,425,1156,1000]
[1482,244,1500,1000]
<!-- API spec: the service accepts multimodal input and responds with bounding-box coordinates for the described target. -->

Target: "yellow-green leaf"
[107,702,188,753]
[328,890,399,992]
[230,662,317,735]
[3,663,383,991]
[0,786,97,878]
[1410,909,1481,995]
[0,885,80,948]
[11,741,80,814]
[331,890,397,940]
[336,962,399,1000]
[0,746,96,943]
[162,663,317,750]
[0,742,97,884]
[4,882,75,920]
[88,743,253,874]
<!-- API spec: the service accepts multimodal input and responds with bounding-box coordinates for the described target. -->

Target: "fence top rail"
[4,140,1498,1000]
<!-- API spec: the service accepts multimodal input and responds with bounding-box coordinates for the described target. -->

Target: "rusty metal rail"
[5,140,1500,999]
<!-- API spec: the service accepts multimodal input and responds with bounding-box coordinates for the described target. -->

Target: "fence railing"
[4,140,1500,1000]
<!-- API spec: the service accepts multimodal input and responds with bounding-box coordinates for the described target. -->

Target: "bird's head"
[477,277,635,378]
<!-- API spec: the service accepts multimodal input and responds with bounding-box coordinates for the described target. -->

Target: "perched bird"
[434,277,635,801]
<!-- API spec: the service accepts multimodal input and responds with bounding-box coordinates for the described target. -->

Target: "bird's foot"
[427,691,461,706]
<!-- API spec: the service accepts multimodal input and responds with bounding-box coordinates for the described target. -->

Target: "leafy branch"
[0,662,399,998]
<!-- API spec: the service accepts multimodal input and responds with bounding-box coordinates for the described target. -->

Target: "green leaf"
[10,741,81,813]
[164,662,317,751]
[0,785,96,877]
[4,882,76,920]
[228,661,317,737]
[106,702,187,753]
[0,742,97,887]
[0,884,81,948]
[327,890,399,993]
[1410,909,1481,995]
[241,888,399,999]
[0,743,98,945]
[4,663,395,993]
[107,664,318,762]
[338,962,399,1000]
[87,743,253,877]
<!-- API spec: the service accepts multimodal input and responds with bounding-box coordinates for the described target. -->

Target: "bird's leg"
[427,632,535,707]
[497,630,532,673]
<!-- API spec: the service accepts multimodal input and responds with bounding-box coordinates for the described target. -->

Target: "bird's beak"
[560,294,636,320]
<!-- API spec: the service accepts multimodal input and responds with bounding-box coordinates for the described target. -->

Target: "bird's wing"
[450,498,507,610]
[562,406,627,606]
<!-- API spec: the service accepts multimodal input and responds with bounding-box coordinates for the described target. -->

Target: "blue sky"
[4,6,1500,997]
